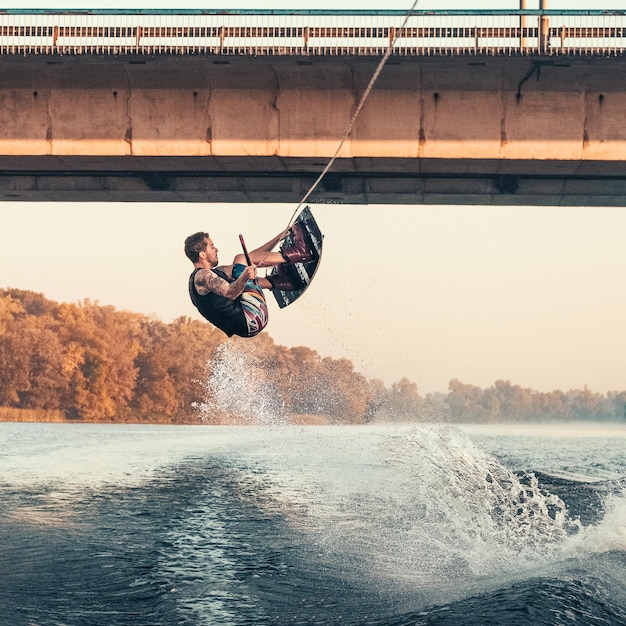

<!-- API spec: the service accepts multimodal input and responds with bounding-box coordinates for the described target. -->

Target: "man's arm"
[194,267,256,300]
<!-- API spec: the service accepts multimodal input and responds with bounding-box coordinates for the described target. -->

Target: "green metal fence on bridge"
[0,10,625,56]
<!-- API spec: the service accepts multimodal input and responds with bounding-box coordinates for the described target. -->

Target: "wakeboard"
[271,206,323,308]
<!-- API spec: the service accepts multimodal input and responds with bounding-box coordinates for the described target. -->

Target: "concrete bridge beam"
[1,54,626,204]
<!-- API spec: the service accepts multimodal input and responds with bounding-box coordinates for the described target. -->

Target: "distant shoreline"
[0,407,332,425]
[1,410,623,427]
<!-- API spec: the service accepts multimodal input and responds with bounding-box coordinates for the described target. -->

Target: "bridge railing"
[0,10,625,56]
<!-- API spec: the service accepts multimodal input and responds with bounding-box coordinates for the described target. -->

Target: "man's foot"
[268,269,301,292]
[281,223,314,264]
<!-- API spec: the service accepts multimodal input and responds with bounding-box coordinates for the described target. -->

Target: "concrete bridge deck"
[2,10,626,205]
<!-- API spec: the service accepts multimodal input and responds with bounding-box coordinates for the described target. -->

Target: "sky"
[2,0,626,396]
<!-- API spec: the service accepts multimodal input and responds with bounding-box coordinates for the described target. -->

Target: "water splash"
[563,482,626,556]
[305,425,577,592]
[382,427,573,573]
[194,342,286,425]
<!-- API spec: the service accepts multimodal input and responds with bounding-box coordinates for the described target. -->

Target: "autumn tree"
[371,377,423,422]
[446,379,489,422]
[0,292,68,409]
[2,289,625,425]
[131,316,225,421]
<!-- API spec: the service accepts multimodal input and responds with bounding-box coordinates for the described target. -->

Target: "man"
[184,224,313,338]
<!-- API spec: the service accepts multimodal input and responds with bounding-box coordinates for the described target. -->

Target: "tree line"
[0,288,624,424]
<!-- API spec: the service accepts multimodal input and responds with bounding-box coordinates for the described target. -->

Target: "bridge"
[2,9,626,205]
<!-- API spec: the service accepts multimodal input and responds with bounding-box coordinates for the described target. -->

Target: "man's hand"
[239,264,257,282]
[223,264,257,299]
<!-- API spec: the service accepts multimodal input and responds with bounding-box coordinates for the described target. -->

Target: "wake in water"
[175,348,626,622]
[194,346,622,573]
[393,429,571,543]
[562,480,626,558]
[0,421,624,625]
[299,426,576,599]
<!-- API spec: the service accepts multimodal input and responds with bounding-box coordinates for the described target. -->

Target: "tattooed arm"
[194,267,256,300]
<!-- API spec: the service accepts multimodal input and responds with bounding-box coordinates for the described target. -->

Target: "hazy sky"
[2,0,626,395]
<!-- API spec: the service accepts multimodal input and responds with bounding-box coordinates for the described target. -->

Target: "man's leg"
[236,223,314,268]
[232,264,269,337]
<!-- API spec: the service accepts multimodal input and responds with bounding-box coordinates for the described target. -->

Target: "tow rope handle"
[238,234,258,285]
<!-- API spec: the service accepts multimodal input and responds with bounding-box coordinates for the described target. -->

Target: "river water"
[0,421,624,625]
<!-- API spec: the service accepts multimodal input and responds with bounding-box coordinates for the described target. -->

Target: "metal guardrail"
[0,10,625,56]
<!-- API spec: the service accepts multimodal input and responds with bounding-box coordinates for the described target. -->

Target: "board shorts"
[232,263,269,337]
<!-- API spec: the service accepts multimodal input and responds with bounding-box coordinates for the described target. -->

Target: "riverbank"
[0,407,333,425]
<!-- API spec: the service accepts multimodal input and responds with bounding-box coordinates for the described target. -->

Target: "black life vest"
[188,267,247,337]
